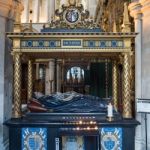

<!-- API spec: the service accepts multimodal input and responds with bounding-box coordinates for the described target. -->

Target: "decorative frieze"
[21,39,124,49]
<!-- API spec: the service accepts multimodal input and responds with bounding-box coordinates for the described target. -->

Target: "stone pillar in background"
[50,0,55,22]
[45,0,50,22]
[140,1,150,149]
[129,2,143,149]
[57,60,62,92]
[49,59,55,94]
[23,0,29,23]
[0,1,20,149]
[36,63,39,80]
[33,0,40,23]
[45,59,55,94]
[45,65,50,95]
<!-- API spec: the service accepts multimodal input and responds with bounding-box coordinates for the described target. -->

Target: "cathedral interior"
[0,0,150,150]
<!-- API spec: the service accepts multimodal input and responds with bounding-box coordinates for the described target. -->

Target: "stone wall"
[129,0,150,149]
[0,0,20,149]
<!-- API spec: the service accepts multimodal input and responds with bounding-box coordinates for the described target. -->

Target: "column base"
[135,137,145,150]
[0,138,9,150]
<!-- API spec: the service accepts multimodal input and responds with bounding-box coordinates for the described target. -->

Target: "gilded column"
[112,60,118,110]
[13,52,22,118]
[27,60,33,101]
[105,59,109,98]
[123,53,132,118]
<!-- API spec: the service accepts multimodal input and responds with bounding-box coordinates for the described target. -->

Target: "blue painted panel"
[63,40,82,47]
[21,40,123,49]
[111,41,118,47]
[101,127,122,150]
[38,40,44,47]
[41,28,102,33]
[49,41,56,47]
[100,41,106,48]
[27,41,33,47]
[22,128,47,150]
[88,41,95,47]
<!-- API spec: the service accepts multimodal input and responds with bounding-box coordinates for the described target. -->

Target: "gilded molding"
[13,39,21,49]
[20,48,130,53]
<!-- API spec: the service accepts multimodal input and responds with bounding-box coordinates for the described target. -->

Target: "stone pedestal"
[5,114,139,150]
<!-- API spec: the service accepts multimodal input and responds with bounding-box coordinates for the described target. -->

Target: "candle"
[107,102,113,117]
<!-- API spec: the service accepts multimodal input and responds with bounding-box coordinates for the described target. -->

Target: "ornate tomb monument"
[5,1,139,150]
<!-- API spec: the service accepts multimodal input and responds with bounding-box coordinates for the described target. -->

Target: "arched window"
[66,67,84,84]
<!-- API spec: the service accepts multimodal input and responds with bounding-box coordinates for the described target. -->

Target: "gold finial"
[68,0,76,6]
[122,2,131,32]
[113,20,117,32]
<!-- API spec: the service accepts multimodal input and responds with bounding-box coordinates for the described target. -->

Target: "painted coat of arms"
[101,128,122,150]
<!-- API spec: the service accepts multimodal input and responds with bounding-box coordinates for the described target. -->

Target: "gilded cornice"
[140,0,150,15]
[7,32,137,39]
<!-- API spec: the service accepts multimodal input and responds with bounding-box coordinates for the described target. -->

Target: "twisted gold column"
[123,53,132,118]
[14,52,22,118]
[130,52,135,109]
[27,60,33,101]
[112,60,118,110]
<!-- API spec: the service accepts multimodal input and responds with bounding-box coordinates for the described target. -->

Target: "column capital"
[0,1,12,18]
[140,0,150,15]
[0,1,23,19]
[129,1,142,19]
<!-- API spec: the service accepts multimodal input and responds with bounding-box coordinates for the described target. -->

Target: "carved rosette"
[27,60,33,101]
[123,53,132,118]
[14,52,22,118]
[112,60,118,110]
